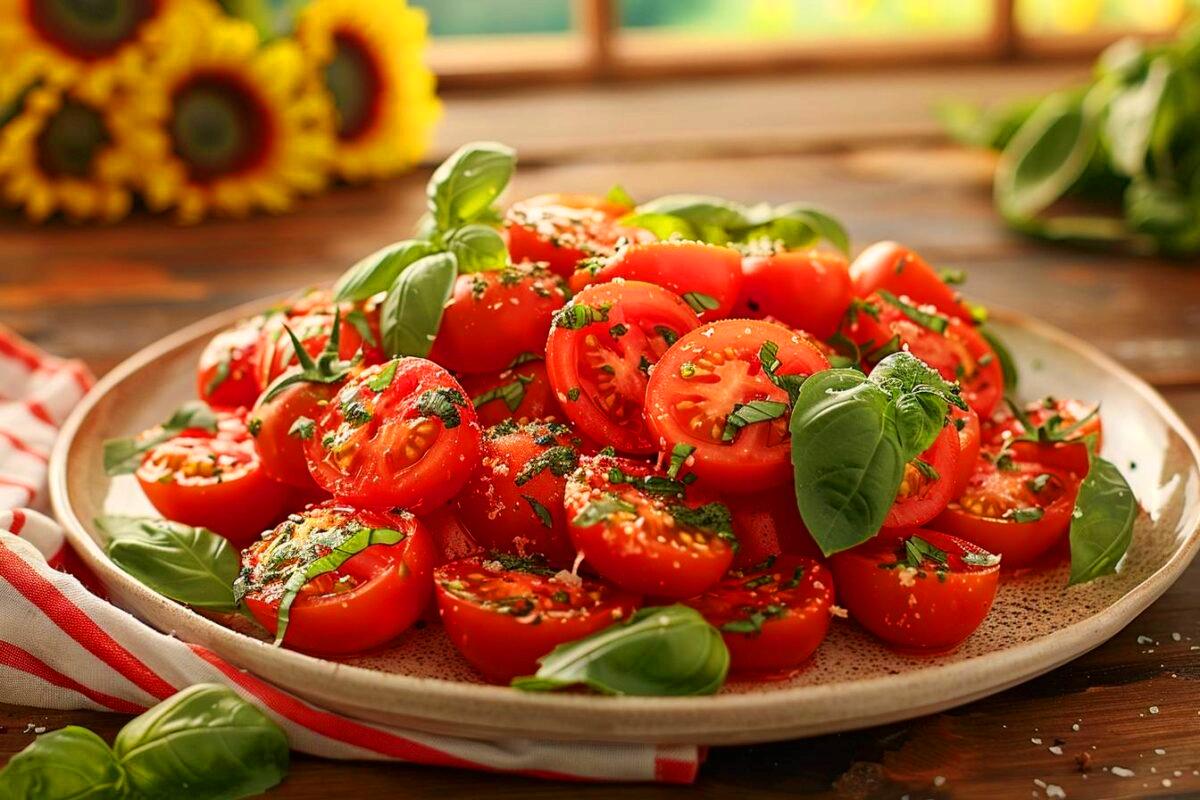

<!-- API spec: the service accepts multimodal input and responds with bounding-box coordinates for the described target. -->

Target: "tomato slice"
[305,358,482,513]
[882,422,960,529]
[546,281,700,454]
[644,319,830,492]
[570,241,744,321]
[982,396,1101,475]
[735,249,853,340]
[934,455,1080,567]
[237,502,433,654]
[829,528,999,651]
[435,554,639,684]
[461,359,563,427]
[136,410,288,547]
[249,377,342,490]
[849,241,973,322]
[197,317,265,410]
[950,405,982,499]
[725,487,823,570]
[505,193,653,278]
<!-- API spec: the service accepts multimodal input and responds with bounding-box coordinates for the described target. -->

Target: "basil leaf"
[979,325,1019,392]
[1105,56,1172,178]
[0,726,128,800]
[741,203,851,255]
[634,194,752,232]
[1068,454,1137,585]
[380,251,458,358]
[512,605,729,696]
[522,495,554,528]
[97,516,241,612]
[114,684,289,800]
[722,399,788,442]
[102,401,218,476]
[606,184,635,207]
[472,374,532,413]
[427,141,516,232]
[617,212,697,241]
[332,239,438,302]
[876,289,948,334]
[445,223,508,273]
[869,351,965,456]
[681,291,720,314]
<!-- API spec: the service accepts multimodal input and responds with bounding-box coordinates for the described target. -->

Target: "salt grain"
[1049,746,1063,755]
[1112,767,1135,778]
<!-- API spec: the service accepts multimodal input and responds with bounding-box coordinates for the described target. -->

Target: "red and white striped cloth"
[0,325,701,784]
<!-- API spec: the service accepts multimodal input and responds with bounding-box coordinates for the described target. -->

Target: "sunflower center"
[170,73,272,183]
[36,99,109,178]
[324,31,383,141]
[28,0,157,60]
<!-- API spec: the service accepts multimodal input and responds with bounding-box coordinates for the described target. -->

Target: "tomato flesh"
[505,193,652,278]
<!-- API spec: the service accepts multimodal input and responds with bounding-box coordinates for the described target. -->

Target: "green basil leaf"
[102,401,218,476]
[979,325,1019,392]
[633,194,752,232]
[427,141,516,232]
[97,516,241,612]
[1068,454,1137,585]
[445,223,509,273]
[1125,177,1196,236]
[0,726,128,800]
[113,684,289,800]
[606,184,635,207]
[380,251,458,358]
[1105,56,1172,178]
[332,239,439,302]
[617,211,697,241]
[511,605,729,696]
[740,203,851,255]
[471,373,532,413]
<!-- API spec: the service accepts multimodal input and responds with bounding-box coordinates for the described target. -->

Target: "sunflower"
[296,0,439,182]
[0,83,138,221]
[112,13,333,223]
[0,0,203,104]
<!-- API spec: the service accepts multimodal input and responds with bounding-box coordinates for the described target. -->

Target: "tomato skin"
[951,406,982,500]
[240,503,434,654]
[419,505,484,566]
[687,556,834,674]
[435,556,639,684]
[830,528,999,651]
[546,281,700,454]
[726,488,822,570]
[197,318,264,410]
[644,319,830,492]
[429,263,567,374]
[249,377,341,490]
[850,242,973,322]
[505,193,650,278]
[982,397,1101,475]
[575,241,744,321]
[305,358,482,513]
[461,360,563,427]
[882,422,960,529]
[255,291,370,388]
[735,250,853,340]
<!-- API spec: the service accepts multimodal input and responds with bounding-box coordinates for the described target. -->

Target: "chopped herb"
[415,387,468,429]
[472,374,534,413]
[522,495,554,528]
[553,302,611,329]
[655,325,679,345]
[876,289,949,334]
[901,534,948,569]
[609,323,629,338]
[573,495,637,527]
[720,604,786,635]
[1004,507,1045,523]
[638,355,652,376]
[666,443,696,479]
[508,351,542,367]
[247,417,263,437]
[758,340,806,404]
[488,551,557,576]
[913,459,940,481]
[551,590,571,604]
[963,551,1001,567]
[566,387,581,402]
[366,360,398,392]
[515,446,579,486]
[682,292,720,314]
[781,564,806,589]
[721,399,789,442]
[680,362,697,379]
[742,574,773,590]
[598,446,616,457]
[668,502,737,551]
[866,334,902,362]
[339,398,373,427]
[288,416,315,441]
[1027,473,1053,493]
[846,297,881,324]
[204,355,231,396]
[938,268,967,285]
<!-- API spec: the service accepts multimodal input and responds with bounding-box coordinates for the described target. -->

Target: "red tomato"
[571,241,744,321]
[982,397,1101,475]
[429,263,567,374]
[435,555,639,684]
[686,555,833,674]
[505,193,652,278]
[136,411,288,547]
[237,502,433,654]
[461,359,563,427]
[305,358,482,513]
[256,300,369,388]
[726,488,823,570]
[934,456,1080,567]
[735,250,853,340]
[829,528,1000,651]
[419,505,484,566]
[454,421,586,567]
[565,454,735,598]
[644,319,830,492]
[197,317,265,410]
[546,281,700,454]
[850,241,973,322]
[249,376,342,490]
[951,406,982,499]
[883,422,960,529]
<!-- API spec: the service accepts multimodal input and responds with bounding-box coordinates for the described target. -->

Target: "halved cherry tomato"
[136,411,288,547]
[237,502,433,654]
[565,454,735,598]
[882,422,960,529]
[546,281,700,454]
[950,406,981,499]
[461,359,562,427]
[829,528,999,651]
[850,242,973,322]
[419,505,484,566]
[454,421,585,567]
[570,241,743,321]
[644,319,830,492]
[305,358,482,513]
[686,555,833,674]
[982,396,1101,475]
[429,263,567,374]
[735,249,853,340]
[435,554,639,684]
[505,193,652,278]
[934,456,1080,567]
[249,376,342,490]
[197,317,265,410]
[726,488,823,570]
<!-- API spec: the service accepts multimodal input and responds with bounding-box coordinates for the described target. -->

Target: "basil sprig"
[102,401,218,476]
[790,352,965,556]
[0,684,289,800]
[1068,446,1137,585]
[512,605,729,696]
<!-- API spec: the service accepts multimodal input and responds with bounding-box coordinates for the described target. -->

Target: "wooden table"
[3,63,1200,799]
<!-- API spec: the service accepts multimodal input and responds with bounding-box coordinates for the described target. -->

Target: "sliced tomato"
[565,454,735,598]
[726,488,823,570]
[435,554,639,684]
[429,262,567,374]
[237,502,433,654]
[982,396,1101,475]
[136,410,288,547]
[305,358,481,513]
[197,317,265,410]
[934,456,1080,567]
[849,241,973,321]
[249,376,342,490]
[829,528,999,651]
[461,359,563,427]
[505,193,652,278]
[546,281,700,454]
[570,241,743,321]
[735,249,853,340]
[950,406,982,499]
[883,422,960,529]
[644,319,830,492]
[686,555,833,674]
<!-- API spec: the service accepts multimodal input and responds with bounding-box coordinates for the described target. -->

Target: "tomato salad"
[102,142,1138,697]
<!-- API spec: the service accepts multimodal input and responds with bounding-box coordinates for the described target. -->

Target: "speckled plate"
[49,301,1200,745]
